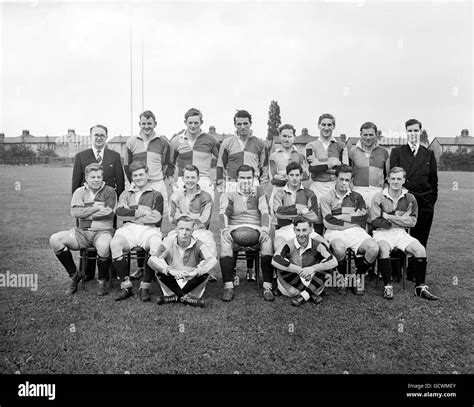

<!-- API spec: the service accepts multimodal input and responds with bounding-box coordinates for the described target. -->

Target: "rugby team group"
[49,107,440,308]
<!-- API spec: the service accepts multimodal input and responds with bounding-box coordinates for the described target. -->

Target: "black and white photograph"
[0,0,472,402]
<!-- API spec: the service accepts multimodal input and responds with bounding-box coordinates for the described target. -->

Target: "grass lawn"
[0,166,473,374]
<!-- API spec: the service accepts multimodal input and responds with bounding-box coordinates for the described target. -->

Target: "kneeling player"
[371,167,439,300]
[272,217,337,306]
[111,161,163,302]
[320,165,379,295]
[49,163,116,295]
[148,216,217,307]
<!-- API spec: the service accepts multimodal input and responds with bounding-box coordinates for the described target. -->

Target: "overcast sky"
[1,0,472,142]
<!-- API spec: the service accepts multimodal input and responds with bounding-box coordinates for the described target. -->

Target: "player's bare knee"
[378,242,390,258]
[49,233,62,251]
[331,242,346,261]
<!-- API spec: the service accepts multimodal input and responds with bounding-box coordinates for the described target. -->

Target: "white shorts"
[274,224,320,251]
[149,179,169,215]
[174,176,215,201]
[372,228,419,252]
[352,186,382,219]
[309,181,336,201]
[324,226,371,256]
[308,181,335,224]
[114,223,162,250]
[224,179,260,193]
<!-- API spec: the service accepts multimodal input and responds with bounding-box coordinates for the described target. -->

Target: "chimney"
[21,129,29,143]
[0,133,4,143]
[340,134,347,143]
[209,126,216,134]
[68,129,75,135]
[301,128,308,136]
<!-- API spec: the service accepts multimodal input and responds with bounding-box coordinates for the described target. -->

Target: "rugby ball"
[231,227,260,247]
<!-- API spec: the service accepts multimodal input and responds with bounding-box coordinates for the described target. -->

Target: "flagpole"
[141,39,144,112]
[130,25,133,138]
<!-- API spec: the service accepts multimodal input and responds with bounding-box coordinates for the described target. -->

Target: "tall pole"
[130,25,133,137]
[141,39,144,112]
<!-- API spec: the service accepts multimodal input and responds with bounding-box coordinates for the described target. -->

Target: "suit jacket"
[389,145,438,209]
[72,147,125,197]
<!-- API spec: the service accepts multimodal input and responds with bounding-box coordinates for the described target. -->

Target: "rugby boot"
[156,295,179,305]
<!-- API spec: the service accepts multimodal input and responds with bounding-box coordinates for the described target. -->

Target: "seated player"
[148,215,217,307]
[273,161,320,252]
[110,161,163,302]
[371,167,439,300]
[219,164,274,302]
[49,163,116,296]
[168,164,218,282]
[272,217,337,306]
[320,164,379,295]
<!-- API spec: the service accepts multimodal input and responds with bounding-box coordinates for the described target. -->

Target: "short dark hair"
[139,110,156,122]
[90,124,108,135]
[292,216,311,228]
[286,161,303,175]
[318,113,335,125]
[234,110,252,124]
[278,124,296,136]
[335,164,353,178]
[184,108,203,122]
[85,163,103,177]
[405,119,422,130]
[236,164,255,177]
[183,164,200,177]
[129,161,148,174]
[360,122,378,134]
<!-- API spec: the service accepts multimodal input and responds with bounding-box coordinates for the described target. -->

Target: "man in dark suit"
[390,118,438,280]
[72,124,125,281]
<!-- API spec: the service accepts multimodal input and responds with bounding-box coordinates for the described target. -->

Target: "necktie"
[96,150,102,165]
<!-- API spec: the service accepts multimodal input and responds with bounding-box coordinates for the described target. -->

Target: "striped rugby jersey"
[348,141,389,188]
[169,187,213,229]
[125,131,175,183]
[219,186,270,230]
[306,139,346,182]
[320,188,367,231]
[217,135,269,186]
[273,184,319,228]
[273,235,336,271]
[269,147,308,183]
[370,187,418,230]
[116,184,164,228]
[154,236,215,276]
[71,182,116,230]
[171,132,219,179]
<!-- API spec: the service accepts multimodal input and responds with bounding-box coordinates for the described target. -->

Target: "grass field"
[0,166,473,374]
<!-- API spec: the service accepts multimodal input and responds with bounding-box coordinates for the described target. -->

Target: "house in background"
[428,136,474,164]
[55,129,89,158]
[0,130,56,153]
